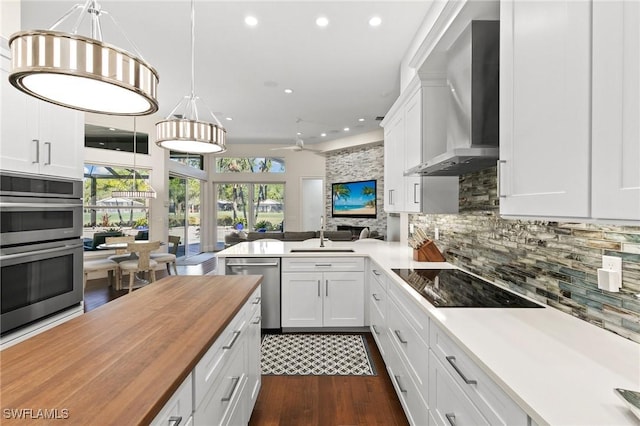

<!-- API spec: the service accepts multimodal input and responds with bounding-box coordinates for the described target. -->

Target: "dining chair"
[83,258,119,290]
[118,241,161,293]
[105,235,135,290]
[150,235,180,275]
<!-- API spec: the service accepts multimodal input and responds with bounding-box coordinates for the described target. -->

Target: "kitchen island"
[0,275,262,425]
[217,240,640,425]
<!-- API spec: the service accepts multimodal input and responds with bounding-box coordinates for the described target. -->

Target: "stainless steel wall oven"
[1,172,84,335]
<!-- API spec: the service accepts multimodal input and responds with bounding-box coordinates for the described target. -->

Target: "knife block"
[413,240,445,262]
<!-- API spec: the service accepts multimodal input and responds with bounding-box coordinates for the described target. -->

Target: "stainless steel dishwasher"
[225,258,281,329]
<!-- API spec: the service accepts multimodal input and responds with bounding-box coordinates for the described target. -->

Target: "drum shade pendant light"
[112,118,157,199]
[8,0,158,116]
[155,0,227,154]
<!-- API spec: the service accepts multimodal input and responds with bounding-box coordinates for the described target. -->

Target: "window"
[216,183,285,245]
[83,163,151,248]
[216,157,285,173]
[84,124,149,154]
[170,151,204,170]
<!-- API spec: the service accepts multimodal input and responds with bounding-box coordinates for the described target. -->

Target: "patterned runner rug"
[261,333,376,376]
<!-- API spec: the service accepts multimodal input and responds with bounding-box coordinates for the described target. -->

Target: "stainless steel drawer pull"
[445,413,456,426]
[44,141,52,165]
[326,280,329,297]
[315,263,332,267]
[318,280,321,297]
[252,316,261,325]
[394,375,407,393]
[252,297,261,304]
[372,269,381,276]
[221,376,240,402]
[32,139,39,164]
[446,356,477,385]
[497,159,507,198]
[168,416,182,426]
[372,325,380,335]
[223,331,241,349]
[394,329,407,344]
[372,293,381,302]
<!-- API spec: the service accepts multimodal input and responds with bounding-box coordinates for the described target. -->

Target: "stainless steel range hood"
[406,20,499,177]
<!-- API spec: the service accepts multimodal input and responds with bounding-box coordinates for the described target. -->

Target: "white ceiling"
[19,1,433,146]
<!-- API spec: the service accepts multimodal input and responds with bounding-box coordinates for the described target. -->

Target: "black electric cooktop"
[391,269,543,308]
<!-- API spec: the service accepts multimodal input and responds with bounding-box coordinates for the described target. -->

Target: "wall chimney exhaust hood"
[406,20,499,177]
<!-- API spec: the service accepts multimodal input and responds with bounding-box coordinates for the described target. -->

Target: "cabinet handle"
[394,375,407,393]
[325,279,329,297]
[388,189,394,205]
[318,280,321,297]
[252,316,261,325]
[223,331,241,349]
[32,139,39,164]
[497,160,507,198]
[372,269,381,276]
[413,183,419,204]
[44,141,51,165]
[252,296,261,304]
[168,416,182,426]
[372,325,380,335]
[315,263,332,267]
[372,293,381,302]
[221,376,240,402]
[394,329,407,344]
[445,413,456,426]
[446,356,477,385]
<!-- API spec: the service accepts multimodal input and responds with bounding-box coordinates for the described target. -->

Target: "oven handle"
[0,202,82,209]
[0,243,83,261]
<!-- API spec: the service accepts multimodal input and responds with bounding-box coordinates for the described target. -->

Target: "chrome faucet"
[319,215,325,247]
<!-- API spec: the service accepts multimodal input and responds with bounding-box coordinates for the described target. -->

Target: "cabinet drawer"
[282,257,364,272]
[389,281,429,347]
[388,297,429,401]
[429,351,489,426]
[194,302,248,409]
[369,299,388,359]
[150,374,193,426]
[386,334,430,426]
[430,323,527,426]
[369,267,387,321]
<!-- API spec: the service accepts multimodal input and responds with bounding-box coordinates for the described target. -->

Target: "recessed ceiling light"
[321,133,327,137]
[369,16,382,27]
[316,16,329,27]
[108,127,116,131]
[245,16,258,27]
[225,117,233,121]
[358,118,365,122]
[284,88,294,94]
[343,127,350,132]
[297,132,302,136]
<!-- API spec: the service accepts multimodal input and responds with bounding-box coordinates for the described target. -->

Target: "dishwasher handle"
[226,262,280,267]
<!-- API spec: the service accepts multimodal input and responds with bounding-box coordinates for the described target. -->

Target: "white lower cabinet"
[281,257,364,328]
[153,286,261,426]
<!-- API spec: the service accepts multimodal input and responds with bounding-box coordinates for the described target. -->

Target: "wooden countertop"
[1,275,262,425]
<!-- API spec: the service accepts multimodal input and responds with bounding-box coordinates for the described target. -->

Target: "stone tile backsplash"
[410,167,640,343]
[325,144,387,236]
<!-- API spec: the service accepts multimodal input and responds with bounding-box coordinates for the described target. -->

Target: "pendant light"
[8,0,158,116]
[155,0,227,154]
[112,117,157,199]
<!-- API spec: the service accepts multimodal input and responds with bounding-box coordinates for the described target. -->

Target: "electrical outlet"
[409,224,415,234]
[434,228,440,240]
[603,255,622,273]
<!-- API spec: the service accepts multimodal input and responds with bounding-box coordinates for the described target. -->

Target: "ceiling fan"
[271,119,322,154]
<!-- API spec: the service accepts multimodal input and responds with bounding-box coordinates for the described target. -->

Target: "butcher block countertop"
[1,275,262,425]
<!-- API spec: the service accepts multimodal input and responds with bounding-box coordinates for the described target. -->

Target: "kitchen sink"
[289,248,355,253]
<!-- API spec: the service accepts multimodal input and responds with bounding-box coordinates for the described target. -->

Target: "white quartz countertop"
[216,241,640,425]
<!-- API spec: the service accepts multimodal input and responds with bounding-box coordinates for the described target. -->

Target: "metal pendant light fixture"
[155,0,227,154]
[112,118,157,199]
[8,0,158,116]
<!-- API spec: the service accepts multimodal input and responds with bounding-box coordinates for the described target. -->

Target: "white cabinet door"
[37,101,84,179]
[383,114,405,212]
[404,89,423,213]
[499,0,591,218]
[323,271,364,327]
[592,0,640,221]
[1,53,37,175]
[281,272,323,327]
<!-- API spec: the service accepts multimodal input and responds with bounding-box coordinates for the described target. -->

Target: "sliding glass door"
[169,176,201,257]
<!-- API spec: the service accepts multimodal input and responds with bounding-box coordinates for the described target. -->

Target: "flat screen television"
[331,179,377,218]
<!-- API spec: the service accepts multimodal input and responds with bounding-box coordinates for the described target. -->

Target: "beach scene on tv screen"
[332,180,376,216]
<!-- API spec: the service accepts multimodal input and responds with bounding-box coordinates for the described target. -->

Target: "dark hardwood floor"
[249,332,408,426]
[84,257,408,426]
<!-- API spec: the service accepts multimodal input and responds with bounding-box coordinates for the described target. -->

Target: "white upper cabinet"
[499,0,591,218]
[1,41,83,180]
[591,0,640,221]
[383,114,405,212]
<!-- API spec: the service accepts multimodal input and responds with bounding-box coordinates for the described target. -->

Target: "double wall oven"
[1,172,84,335]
